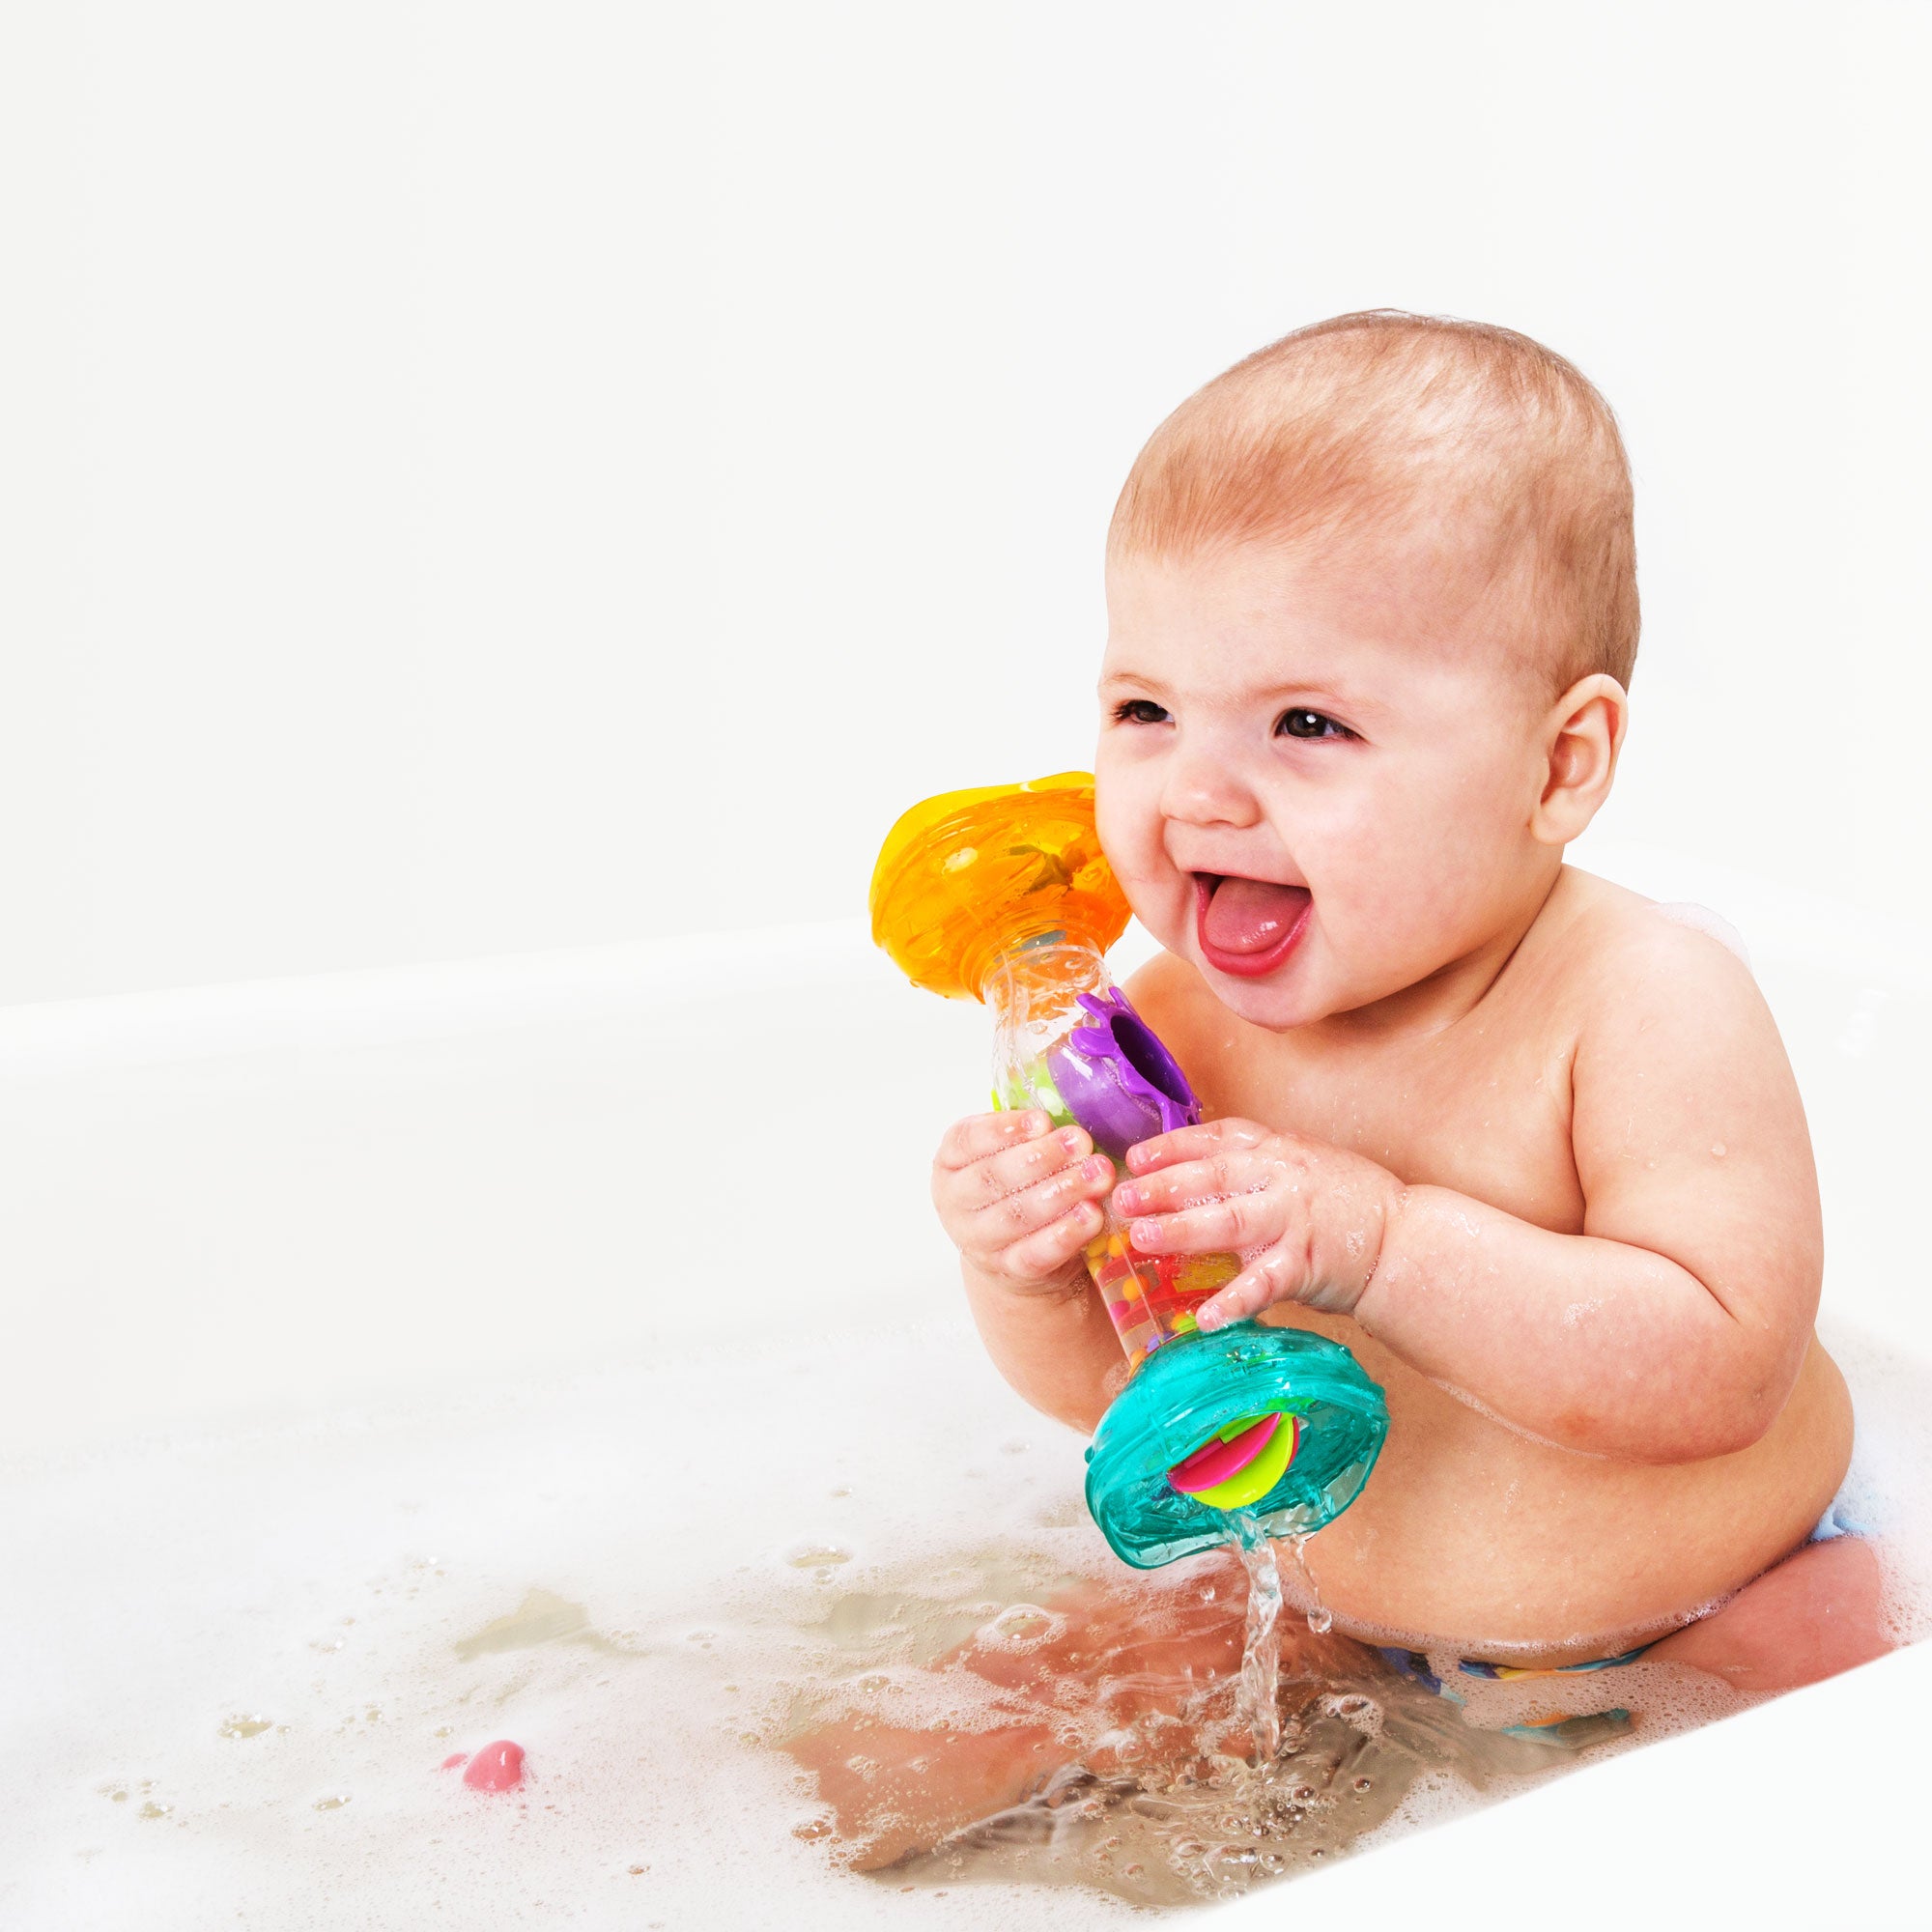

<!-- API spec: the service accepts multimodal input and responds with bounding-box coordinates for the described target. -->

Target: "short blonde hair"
[1108,311,1639,690]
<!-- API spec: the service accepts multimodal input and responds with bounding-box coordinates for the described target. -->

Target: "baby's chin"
[1192,953,1342,1031]
[1141,909,1342,1032]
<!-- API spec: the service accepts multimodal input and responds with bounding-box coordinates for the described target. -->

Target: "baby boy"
[802,313,1889,1859]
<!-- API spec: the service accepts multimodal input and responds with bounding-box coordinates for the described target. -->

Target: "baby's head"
[1095,310,1637,1029]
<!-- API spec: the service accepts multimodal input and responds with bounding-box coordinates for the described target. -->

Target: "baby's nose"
[1160,753,1263,830]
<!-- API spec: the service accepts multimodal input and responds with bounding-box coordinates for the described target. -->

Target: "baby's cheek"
[1095,807,1190,946]
[1320,811,1482,979]
[1123,880,1192,957]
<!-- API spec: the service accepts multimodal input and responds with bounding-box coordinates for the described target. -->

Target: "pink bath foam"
[459,1741,526,1791]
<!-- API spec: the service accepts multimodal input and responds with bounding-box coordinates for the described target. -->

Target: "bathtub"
[2,839,1925,1928]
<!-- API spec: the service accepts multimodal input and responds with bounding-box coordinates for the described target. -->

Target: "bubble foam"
[2,1310,1924,1924]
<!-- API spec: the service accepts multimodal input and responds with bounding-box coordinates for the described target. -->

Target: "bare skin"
[942,539,1873,1666]
[784,1554,1369,1869]
[791,535,1889,1862]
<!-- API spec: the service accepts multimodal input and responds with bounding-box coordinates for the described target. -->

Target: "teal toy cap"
[1085,1323,1389,1569]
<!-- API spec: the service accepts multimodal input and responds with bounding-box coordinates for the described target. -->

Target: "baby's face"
[1096,537,1562,1031]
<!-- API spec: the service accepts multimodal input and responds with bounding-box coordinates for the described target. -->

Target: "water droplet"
[218,1715,271,1740]
[137,1801,172,1820]
[313,1795,352,1812]
[1712,1143,1727,1157]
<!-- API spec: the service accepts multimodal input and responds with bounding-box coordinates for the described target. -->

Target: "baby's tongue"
[1203,876,1310,954]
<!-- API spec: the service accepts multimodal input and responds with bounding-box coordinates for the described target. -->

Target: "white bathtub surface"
[1239,1640,1931,1926]
[2,854,1926,1924]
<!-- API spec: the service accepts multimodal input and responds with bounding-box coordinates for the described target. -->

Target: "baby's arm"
[930,1110,1124,1433]
[1119,921,1822,1463]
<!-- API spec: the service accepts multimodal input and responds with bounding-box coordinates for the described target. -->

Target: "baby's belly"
[1266,1311,1854,1664]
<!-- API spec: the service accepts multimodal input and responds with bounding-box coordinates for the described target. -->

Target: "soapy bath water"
[3,1309,1927,1926]
[848,1542,1648,1907]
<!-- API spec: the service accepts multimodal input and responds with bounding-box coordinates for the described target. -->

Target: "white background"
[4,2,1928,1005]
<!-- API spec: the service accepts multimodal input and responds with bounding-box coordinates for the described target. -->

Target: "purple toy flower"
[1046,986,1202,1157]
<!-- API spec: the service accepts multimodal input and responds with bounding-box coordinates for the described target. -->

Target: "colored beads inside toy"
[1086,1229,1238,1371]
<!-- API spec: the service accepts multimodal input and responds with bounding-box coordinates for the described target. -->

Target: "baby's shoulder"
[1534,867,1767,1048]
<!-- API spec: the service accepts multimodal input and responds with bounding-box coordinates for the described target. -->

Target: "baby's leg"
[781,1550,1371,1868]
[1643,1535,1892,1693]
[784,1710,1064,1871]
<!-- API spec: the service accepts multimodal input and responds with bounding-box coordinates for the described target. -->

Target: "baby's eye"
[1113,698,1171,725]
[1276,708,1350,741]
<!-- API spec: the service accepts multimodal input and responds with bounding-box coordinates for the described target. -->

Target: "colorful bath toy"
[1168,1411,1292,1501]
[461,1740,526,1792]
[870,774,1389,1569]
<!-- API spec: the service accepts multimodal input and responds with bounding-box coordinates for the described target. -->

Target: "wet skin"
[939,538,1873,1668]
[1126,880,1857,1662]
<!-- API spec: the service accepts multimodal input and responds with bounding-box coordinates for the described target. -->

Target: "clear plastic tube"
[982,939,1239,1374]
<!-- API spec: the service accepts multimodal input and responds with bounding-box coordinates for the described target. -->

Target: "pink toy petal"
[462,1740,526,1791]
[440,1753,468,1771]
[1168,1413,1280,1494]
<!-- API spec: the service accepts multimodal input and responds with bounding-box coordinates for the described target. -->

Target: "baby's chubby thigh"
[781,1550,1373,1864]
[1641,1535,1892,1693]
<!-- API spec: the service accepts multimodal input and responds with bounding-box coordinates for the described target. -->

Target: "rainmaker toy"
[870,774,1389,1568]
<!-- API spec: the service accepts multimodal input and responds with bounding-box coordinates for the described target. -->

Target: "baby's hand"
[1113,1119,1402,1328]
[931,1110,1115,1292]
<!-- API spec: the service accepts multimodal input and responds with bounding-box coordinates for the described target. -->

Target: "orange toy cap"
[868,773,1132,1001]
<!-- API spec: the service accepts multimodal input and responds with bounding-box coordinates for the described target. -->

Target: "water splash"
[1228,1512,1283,1764]
[1280,1531,1334,1634]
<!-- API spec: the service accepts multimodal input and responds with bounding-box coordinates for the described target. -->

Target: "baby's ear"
[1530,673,1628,845]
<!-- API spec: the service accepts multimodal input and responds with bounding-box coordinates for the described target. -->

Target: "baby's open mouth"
[1193,873,1313,978]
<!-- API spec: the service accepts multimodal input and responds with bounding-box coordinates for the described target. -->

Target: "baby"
[798,312,1889,1859]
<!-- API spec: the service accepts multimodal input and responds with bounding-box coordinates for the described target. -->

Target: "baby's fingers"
[936,1121,1097,1220]
[1122,1188,1279,1258]
[1195,1253,1301,1332]
[1123,1117,1270,1176]
[1112,1153,1253,1217]
[1002,1195,1109,1282]
[936,1108,1054,1172]
[969,1152,1114,1266]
